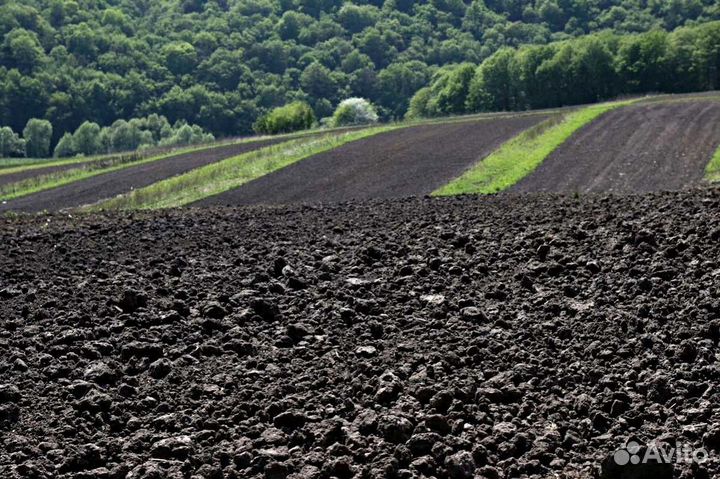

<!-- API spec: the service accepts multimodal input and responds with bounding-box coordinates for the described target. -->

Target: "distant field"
[194,113,548,207]
[3,94,720,213]
[510,99,720,194]
[433,100,634,196]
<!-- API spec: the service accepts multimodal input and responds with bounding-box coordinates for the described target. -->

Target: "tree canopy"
[409,21,720,118]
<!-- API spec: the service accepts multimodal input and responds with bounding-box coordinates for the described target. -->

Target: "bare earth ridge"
[511,101,720,194]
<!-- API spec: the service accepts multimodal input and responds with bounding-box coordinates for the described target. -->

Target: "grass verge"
[706,145,720,183]
[433,99,638,196]
[93,126,399,210]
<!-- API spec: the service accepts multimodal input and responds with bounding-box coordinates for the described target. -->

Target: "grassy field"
[433,99,638,196]
[93,126,401,210]
[706,145,720,183]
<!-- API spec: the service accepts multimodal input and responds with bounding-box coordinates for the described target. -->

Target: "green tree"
[72,121,101,155]
[163,42,198,75]
[3,29,45,72]
[0,126,26,157]
[467,48,518,111]
[300,62,338,99]
[54,132,76,158]
[23,118,53,157]
[253,101,315,134]
[435,63,476,114]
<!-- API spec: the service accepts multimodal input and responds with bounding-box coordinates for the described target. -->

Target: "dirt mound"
[196,115,547,206]
[511,101,720,194]
[2,189,720,478]
[0,138,288,213]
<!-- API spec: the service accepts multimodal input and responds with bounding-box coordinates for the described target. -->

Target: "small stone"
[345,277,374,287]
[148,358,172,379]
[273,410,307,429]
[83,362,119,385]
[76,390,112,412]
[201,301,227,319]
[429,390,453,413]
[151,435,194,459]
[13,358,28,372]
[424,414,451,435]
[445,451,475,479]
[379,415,414,443]
[265,461,292,479]
[537,244,550,261]
[321,456,354,479]
[677,340,697,363]
[407,433,442,456]
[460,307,486,322]
[0,384,20,403]
[251,299,281,322]
[287,277,307,290]
[420,294,445,305]
[355,345,377,358]
[118,289,147,313]
[67,381,95,398]
[286,323,311,341]
[703,425,720,450]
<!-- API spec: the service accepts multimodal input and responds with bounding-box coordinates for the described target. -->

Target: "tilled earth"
[197,115,546,207]
[511,101,720,194]
[2,190,720,479]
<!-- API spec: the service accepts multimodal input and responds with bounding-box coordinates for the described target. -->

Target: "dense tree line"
[0,114,213,157]
[1,0,718,155]
[408,21,720,117]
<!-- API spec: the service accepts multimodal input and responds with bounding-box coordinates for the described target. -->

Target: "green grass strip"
[706,145,720,183]
[433,99,639,196]
[93,126,399,210]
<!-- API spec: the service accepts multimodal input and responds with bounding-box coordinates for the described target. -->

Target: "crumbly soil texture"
[2,190,720,479]
[511,101,720,194]
[0,138,288,213]
[197,115,546,207]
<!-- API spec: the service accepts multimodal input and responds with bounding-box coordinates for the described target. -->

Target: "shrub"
[254,101,316,135]
[331,98,378,127]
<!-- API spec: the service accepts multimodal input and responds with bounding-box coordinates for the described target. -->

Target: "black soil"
[511,101,720,194]
[196,115,547,207]
[2,189,720,478]
[0,138,287,213]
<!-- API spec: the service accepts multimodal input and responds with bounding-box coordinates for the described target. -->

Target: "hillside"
[1,0,719,150]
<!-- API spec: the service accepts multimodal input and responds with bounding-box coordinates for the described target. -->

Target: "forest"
[0,0,719,154]
[408,20,720,118]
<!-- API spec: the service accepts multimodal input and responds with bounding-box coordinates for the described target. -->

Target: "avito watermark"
[613,440,708,465]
